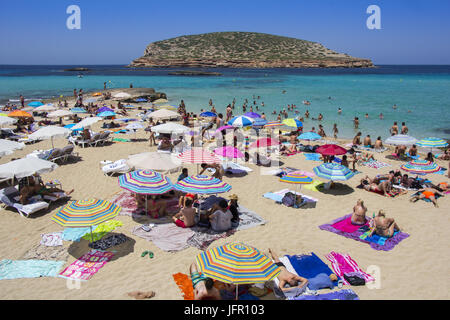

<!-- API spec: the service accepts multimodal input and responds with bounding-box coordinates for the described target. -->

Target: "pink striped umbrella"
[249,138,280,148]
[214,146,244,159]
[177,148,222,164]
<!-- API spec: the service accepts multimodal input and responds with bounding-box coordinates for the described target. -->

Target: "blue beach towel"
[62,227,92,242]
[0,259,65,280]
[262,192,283,203]
[360,231,399,246]
[304,153,321,161]
[287,252,338,286]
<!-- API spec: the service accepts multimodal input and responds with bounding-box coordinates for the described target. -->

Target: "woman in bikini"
[360,177,391,195]
[351,199,368,225]
[146,195,167,218]
[369,210,401,238]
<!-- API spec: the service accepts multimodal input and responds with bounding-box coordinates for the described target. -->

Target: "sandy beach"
[0,92,448,301]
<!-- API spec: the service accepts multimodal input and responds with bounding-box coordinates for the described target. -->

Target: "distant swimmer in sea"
[304,110,310,118]
[282,90,286,94]
[379,113,384,120]
[353,117,359,129]
[365,113,369,119]
[318,113,323,121]
[338,107,342,115]
[393,104,397,109]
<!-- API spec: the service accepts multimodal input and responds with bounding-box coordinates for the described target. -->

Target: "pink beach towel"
[59,249,114,281]
[325,251,374,285]
[331,215,368,233]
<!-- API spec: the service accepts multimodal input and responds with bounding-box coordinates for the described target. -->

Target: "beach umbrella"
[0,139,25,157]
[281,118,302,130]
[200,111,217,117]
[174,175,231,194]
[135,98,147,102]
[228,116,254,128]
[0,157,58,180]
[298,132,322,141]
[152,98,168,104]
[127,152,181,173]
[400,159,442,175]
[313,163,355,181]
[151,122,189,135]
[264,121,283,129]
[0,116,17,127]
[70,107,87,114]
[215,125,233,135]
[315,144,347,156]
[97,106,114,113]
[28,101,44,107]
[177,148,221,164]
[97,111,116,118]
[125,122,144,140]
[279,172,313,193]
[34,104,57,112]
[252,118,268,127]
[118,170,174,195]
[71,117,102,130]
[47,110,73,118]
[214,146,244,159]
[147,109,180,120]
[249,137,280,149]
[385,134,418,146]
[8,110,33,118]
[416,137,448,152]
[28,126,72,148]
[92,92,102,97]
[196,243,281,297]
[243,112,261,118]
[52,199,121,242]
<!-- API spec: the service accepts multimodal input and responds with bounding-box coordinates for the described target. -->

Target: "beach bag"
[282,192,296,207]
[343,273,366,286]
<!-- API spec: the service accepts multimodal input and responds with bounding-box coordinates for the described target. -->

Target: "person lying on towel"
[409,187,445,208]
[268,248,308,294]
[189,263,221,300]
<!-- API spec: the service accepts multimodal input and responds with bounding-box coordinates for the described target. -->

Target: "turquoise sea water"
[0,65,449,140]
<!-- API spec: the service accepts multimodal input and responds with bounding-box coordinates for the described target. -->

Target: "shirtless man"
[408,144,418,157]
[390,122,399,136]
[353,117,359,129]
[353,132,362,146]
[401,122,409,134]
[363,135,372,147]
[268,248,308,295]
[370,210,401,238]
[410,187,444,207]
[189,263,221,300]
[374,136,383,149]
[352,199,368,225]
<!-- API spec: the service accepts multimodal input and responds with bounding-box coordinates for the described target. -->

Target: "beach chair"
[0,186,49,218]
[61,144,80,162]
[102,159,132,176]
[46,148,65,163]
[88,133,102,147]
[98,131,112,145]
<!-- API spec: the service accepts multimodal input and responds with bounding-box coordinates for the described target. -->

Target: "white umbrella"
[385,134,418,146]
[0,116,18,127]
[47,110,73,118]
[29,126,72,148]
[127,152,181,173]
[34,104,57,112]
[125,122,144,140]
[0,139,25,157]
[0,157,58,180]
[147,109,180,120]
[152,98,169,104]
[151,122,190,135]
[71,117,102,130]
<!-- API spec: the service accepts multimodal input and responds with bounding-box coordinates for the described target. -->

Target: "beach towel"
[88,233,129,250]
[319,214,409,251]
[356,184,401,197]
[288,289,359,300]
[112,138,130,142]
[263,189,318,208]
[187,226,236,251]
[62,227,91,242]
[325,252,374,285]
[173,273,194,300]
[22,243,69,261]
[59,249,114,281]
[132,223,195,252]
[0,259,65,280]
[304,153,321,161]
[411,191,442,203]
[303,180,324,192]
[330,214,369,233]
[82,220,123,242]
[360,230,399,246]
[287,252,337,283]
[361,160,391,169]
[40,232,63,247]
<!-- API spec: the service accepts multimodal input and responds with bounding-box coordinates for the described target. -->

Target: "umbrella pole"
[90,226,93,243]
[51,136,54,149]
[236,284,238,301]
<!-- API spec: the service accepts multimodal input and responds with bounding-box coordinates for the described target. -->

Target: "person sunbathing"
[437,149,450,160]
[146,195,167,218]
[189,263,221,300]
[410,187,444,207]
[172,198,196,228]
[281,143,297,155]
[268,248,308,294]
[360,177,391,195]
[369,210,401,238]
[408,145,418,157]
[200,163,224,180]
[374,137,383,149]
[352,199,368,225]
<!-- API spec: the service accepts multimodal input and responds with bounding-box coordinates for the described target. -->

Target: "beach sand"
[0,102,449,300]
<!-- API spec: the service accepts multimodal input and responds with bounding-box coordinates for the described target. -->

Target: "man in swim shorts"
[410,187,445,207]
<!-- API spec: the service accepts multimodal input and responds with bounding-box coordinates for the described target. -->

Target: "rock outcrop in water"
[129,32,373,69]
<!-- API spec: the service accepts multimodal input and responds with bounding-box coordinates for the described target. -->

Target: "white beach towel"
[40,232,63,247]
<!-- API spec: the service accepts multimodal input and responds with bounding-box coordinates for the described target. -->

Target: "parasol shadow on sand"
[67,232,136,262]
[315,182,355,196]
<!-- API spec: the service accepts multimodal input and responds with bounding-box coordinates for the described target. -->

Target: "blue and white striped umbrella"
[228,116,254,128]
[313,163,355,181]
[200,111,217,117]
[252,118,268,127]
[385,134,417,146]
[416,137,448,149]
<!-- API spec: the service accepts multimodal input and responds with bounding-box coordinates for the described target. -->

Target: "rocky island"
[129,32,373,69]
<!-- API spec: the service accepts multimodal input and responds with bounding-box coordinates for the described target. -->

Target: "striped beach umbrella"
[177,148,221,164]
[416,137,448,149]
[214,146,244,159]
[243,112,261,118]
[400,159,441,175]
[264,121,283,128]
[282,118,302,129]
[298,132,322,141]
[174,175,231,194]
[313,163,355,181]
[385,134,417,146]
[52,199,121,242]
[228,116,254,128]
[279,173,313,184]
[200,111,217,117]
[118,170,174,194]
[196,243,281,285]
[252,118,268,127]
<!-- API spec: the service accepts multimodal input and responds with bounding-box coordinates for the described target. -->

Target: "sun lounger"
[0,186,49,217]
[88,133,102,147]
[97,131,112,146]
[46,148,65,163]
[60,144,80,162]
[102,159,132,176]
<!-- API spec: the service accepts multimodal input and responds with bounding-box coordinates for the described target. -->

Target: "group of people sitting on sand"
[18,174,74,205]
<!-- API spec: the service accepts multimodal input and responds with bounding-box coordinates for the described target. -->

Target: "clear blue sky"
[1,0,449,65]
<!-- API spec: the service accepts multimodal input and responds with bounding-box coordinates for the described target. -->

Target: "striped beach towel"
[361,160,391,169]
[325,251,374,285]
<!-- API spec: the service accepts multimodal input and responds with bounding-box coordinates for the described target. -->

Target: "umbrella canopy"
[152,98,169,104]
[127,152,181,172]
[150,122,189,134]
[249,138,280,149]
[196,243,281,284]
[200,111,217,117]
[71,117,102,130]
[70,107,87,114]
[214,146,244,159]
[0,157,58,180]
[177,148,221,164]
[298,132,322,141]
[174,175,231,194]
[125,122,144,130]
[215,125,233,134]
[147,109,180,120]
[243,112,261,118]
[279,173,313,184]
[252,118,268,127]
[313,163,355,181]
[385,134,418,146]
[416,137,449,149]
[118,170,174,195]
[282,118,303,129]
[264,121,283,128]
[28,101,44,107]
[0,139,25,157]
[29,126,71,140]
[8,110,32,118]
[52,199,121,228]
[34,104,57,112]
[228,116,254,128]
[47,110,73,118]
[400,159,442,174]
[0,116,18,127]
[97,106,114,113]
[315,144,347,156]
[97,111,116,117]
